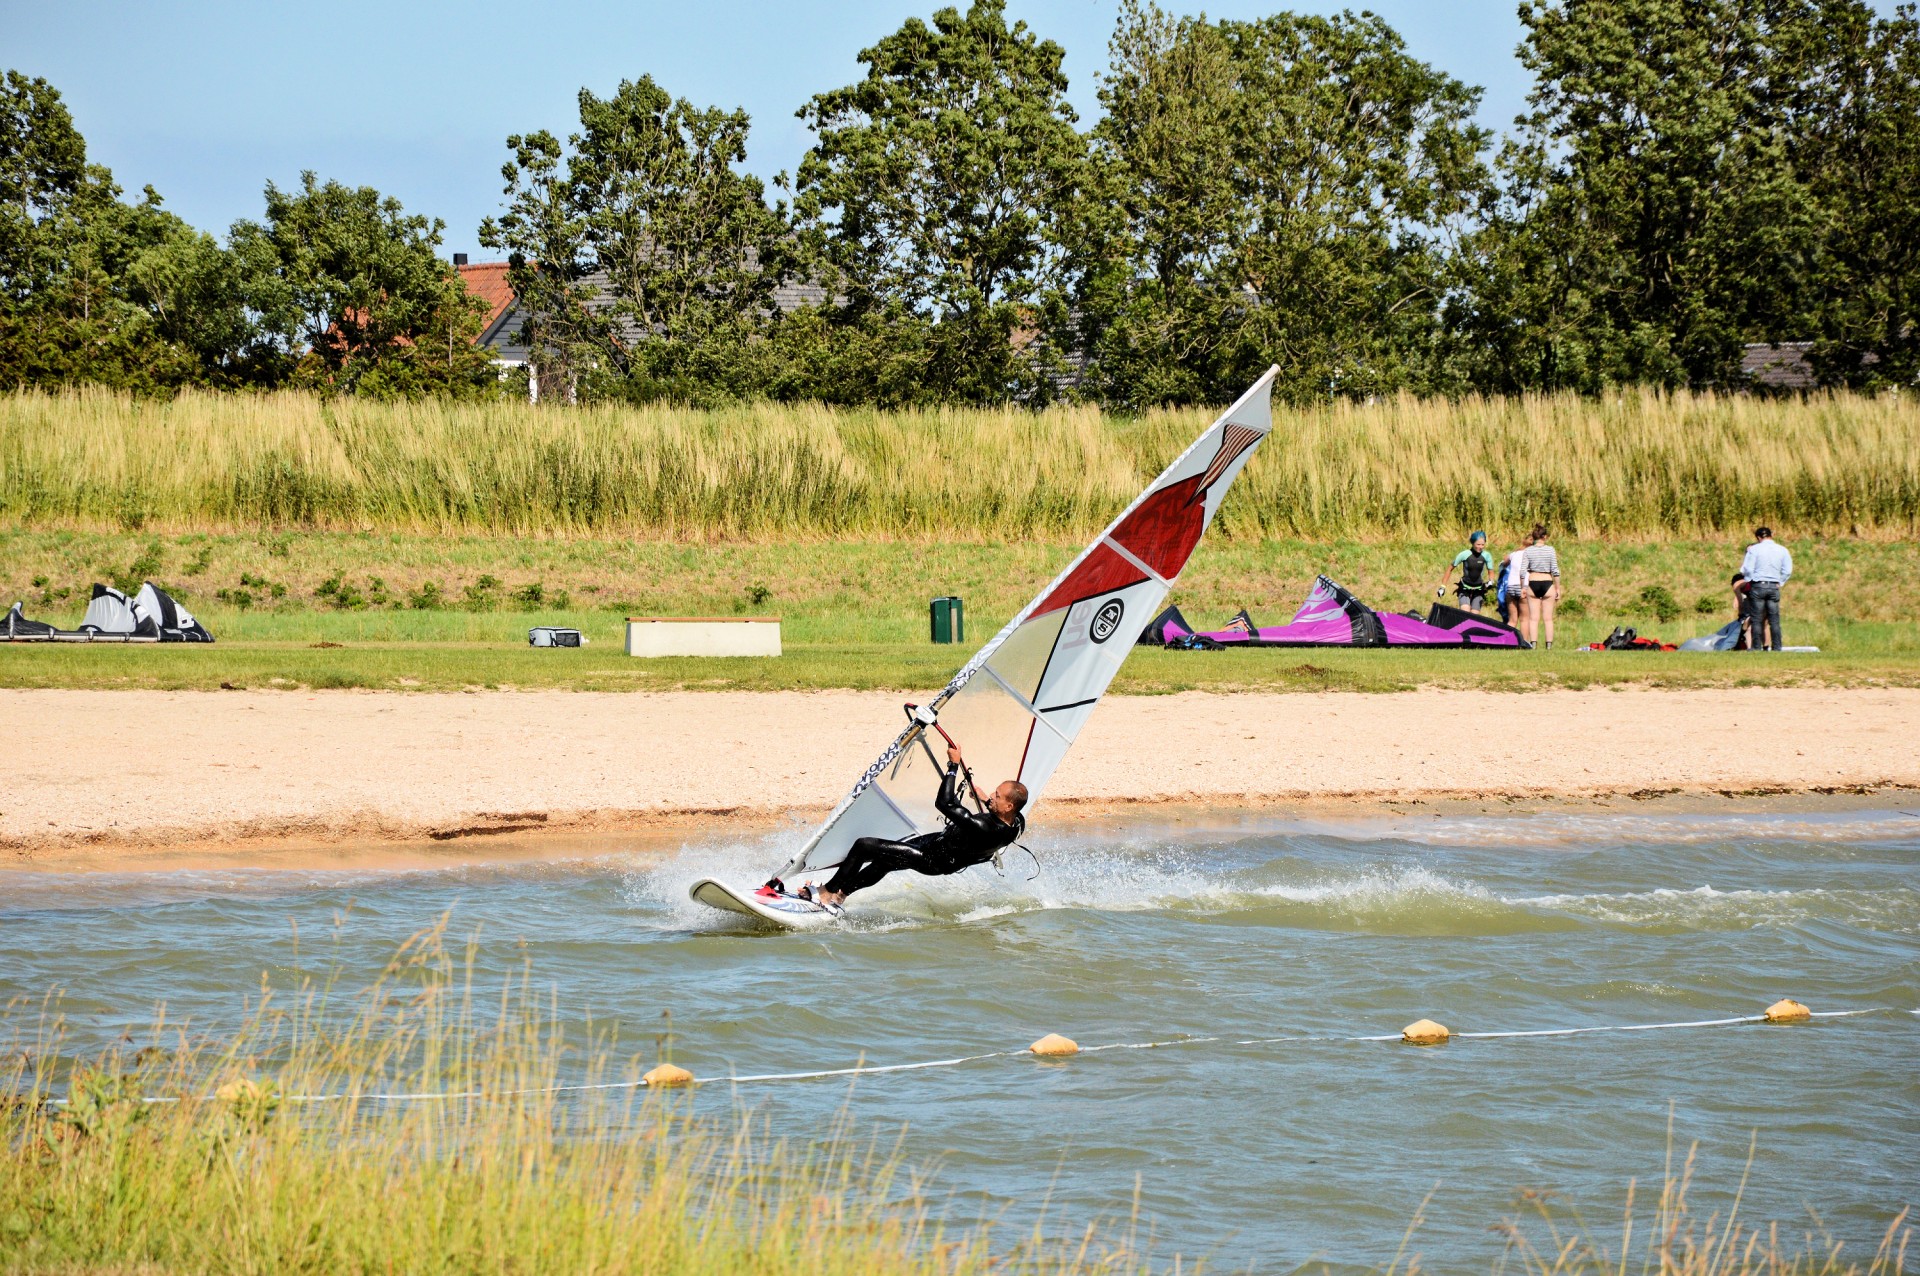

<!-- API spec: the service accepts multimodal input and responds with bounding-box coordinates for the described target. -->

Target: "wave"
[1314,810,1920,851]
[632,831,1920,937]
[1510,883,1920,931]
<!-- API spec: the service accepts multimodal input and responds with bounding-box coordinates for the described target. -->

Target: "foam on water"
[627,813,1920,940]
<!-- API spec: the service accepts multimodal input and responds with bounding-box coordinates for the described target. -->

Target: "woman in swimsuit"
[1520,524,1562,649]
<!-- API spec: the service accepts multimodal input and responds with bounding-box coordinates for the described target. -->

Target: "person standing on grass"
[1740,527,1793,651]
[1521,524,1562,649]
[1438,531,1496,613]
[1498,538,1530,632]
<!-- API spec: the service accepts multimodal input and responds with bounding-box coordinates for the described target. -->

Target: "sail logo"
[1090,598,1125,643]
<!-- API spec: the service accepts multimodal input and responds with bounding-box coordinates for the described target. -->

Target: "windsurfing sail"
[767,366,1281,885]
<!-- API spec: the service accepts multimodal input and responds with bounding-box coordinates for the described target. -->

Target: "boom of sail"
[771,366,1280,883]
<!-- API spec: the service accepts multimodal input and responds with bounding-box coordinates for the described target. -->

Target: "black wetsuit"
[821,764,1024,898]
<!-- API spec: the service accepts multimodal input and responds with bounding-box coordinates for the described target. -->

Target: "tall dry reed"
[1,388,1913,540]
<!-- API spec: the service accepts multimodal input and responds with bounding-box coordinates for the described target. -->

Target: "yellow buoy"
[1764,998,1811,1023]
[1029,1033,1079,1057]
[644,1063,695,1087]
[1402,1018,1450,1045]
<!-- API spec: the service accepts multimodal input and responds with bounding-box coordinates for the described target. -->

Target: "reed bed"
[1,388,1914,540]
[0,923,1125,1275]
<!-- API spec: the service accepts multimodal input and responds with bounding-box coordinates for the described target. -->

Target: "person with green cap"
[1438,531,1497,614]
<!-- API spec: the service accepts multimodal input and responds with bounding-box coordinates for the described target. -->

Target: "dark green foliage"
[794,0,1086,403]
[1799,7,1920,387]
[1069,2,1493,405]
[482,76,789,404]
[231,172,496,397]
[1695,593,1723,615]
[1637,584,1682,624]
[1451,0,1920,392]
[463,575,502,609]
[0,71,264,390]
[8,0,1920,405]
[315,573,368,610]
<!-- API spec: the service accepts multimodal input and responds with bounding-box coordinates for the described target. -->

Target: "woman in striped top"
[1521,524,1561,649]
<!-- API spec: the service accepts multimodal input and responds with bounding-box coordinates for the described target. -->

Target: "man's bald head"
[990,780,1029,821]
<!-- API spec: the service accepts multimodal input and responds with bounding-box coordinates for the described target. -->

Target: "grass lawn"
[4,530,1916,693]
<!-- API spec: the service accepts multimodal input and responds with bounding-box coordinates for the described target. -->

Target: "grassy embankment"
[3,929,1910,1274]
[2,389,1915,692]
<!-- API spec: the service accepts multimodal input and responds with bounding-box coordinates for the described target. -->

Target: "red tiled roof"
[458,262,516,337]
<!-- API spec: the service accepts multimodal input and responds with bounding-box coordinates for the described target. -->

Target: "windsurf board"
[689,878,842,930]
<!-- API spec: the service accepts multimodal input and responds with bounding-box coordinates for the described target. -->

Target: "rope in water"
[38,1007,1907,1108]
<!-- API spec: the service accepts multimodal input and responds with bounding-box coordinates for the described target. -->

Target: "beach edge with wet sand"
[6,686,1918,869]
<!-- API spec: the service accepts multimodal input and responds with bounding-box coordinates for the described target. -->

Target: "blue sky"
[0,0,1679,259]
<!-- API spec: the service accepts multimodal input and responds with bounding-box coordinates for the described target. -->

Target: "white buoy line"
[31,1004,1910,1108]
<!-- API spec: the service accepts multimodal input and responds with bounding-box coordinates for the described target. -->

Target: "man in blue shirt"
[1739,527,1794,651]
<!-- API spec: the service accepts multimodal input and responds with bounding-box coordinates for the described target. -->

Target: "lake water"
[4,808,1916,1271]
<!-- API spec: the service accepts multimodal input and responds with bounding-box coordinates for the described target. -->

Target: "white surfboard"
[689,878,843,930]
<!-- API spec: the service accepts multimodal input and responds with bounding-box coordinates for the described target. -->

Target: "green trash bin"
[930,596,964,644]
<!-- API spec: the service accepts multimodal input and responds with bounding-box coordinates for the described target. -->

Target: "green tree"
[0,69,89,309]
[1069,3,1491,406]
[482,76,790,403]
[1451,0,1885,392]
[0,70,260,390]
[794,0,1086,402]
[1799,6,1920,387]
[479,128,599,398]
[232,172,492,396]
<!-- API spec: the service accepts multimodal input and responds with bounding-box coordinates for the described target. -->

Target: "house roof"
[1741,341,1818,389]
[458,262,518,344]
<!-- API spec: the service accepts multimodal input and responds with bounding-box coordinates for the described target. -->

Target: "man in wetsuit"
[810,742,1027,908]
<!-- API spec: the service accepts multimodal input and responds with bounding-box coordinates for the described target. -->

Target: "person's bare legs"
[1515,592,1533,644]
[1538,590,1557,648]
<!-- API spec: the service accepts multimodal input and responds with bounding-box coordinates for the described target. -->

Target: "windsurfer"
[806,743,1027,908]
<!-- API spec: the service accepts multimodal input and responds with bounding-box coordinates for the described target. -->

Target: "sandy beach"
[4,685,1916,865]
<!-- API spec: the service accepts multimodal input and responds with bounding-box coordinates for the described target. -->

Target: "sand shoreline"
[6,686,1917,870]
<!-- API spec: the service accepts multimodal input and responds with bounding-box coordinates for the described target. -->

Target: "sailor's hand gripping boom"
[908,702,987,809]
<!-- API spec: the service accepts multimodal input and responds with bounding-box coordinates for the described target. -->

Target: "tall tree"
[231,172,491,396]
[1070,2,1491,406]
[0,70,260,390]
[794,0,1086,402]
[1799,5,1920,387]
[1452,0,1888,392]
[482,76,789,402]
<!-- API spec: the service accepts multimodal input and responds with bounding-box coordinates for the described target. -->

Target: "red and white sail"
[775,366,1279,881]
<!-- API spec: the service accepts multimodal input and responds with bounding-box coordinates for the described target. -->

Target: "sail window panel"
[1035,579,1168,714]
[984,610,1067,702]
[880,676,1038,832]
[797,784,920,875]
